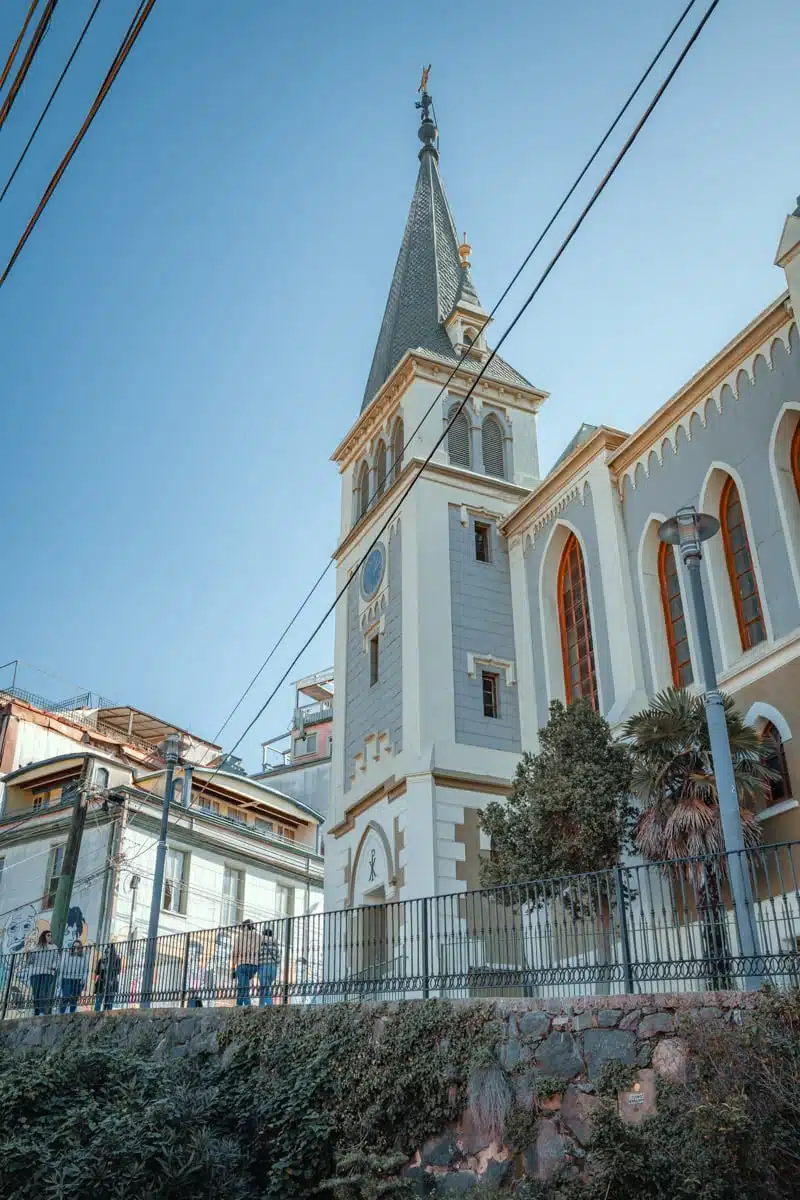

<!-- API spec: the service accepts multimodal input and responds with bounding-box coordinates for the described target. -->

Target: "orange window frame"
[557,533,598,709]
[658,541,693,687]
[791,420,800,503]
[762,721,792,808]
[720,476,766,651]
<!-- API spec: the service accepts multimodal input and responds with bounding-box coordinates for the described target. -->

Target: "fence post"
[614,867,634,995]
[421,898,430,1000]
[179,933,191,1007]
[281,915,293,1006]
[1,955,16,1021]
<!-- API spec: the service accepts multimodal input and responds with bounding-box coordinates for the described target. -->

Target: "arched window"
[356,461,370,520]
[391,418,404,483]
[375,442,387,498]
[792,421,800,502]
[761,721,792,808]
[658,541,693,686]
[720,477,766,651]
[94,767,109,791]
[557,533,598,709]
[481,414,505,479]
[464,327,477,346]
[447,407,471,468]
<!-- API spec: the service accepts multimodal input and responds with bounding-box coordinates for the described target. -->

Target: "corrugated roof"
[361,141,533,412]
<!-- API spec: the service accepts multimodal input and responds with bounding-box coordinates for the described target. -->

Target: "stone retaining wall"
[0,990,765,1193]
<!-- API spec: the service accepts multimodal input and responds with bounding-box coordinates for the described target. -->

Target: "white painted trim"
[718,627,800,693]
[757,797,797,822]
[466,652,516,686]
[768,401,800,608]
[743,702,793,742]
[698,461,774,672]
[509,535,540,753]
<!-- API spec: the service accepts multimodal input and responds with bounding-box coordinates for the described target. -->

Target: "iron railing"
[1,842,799,1018]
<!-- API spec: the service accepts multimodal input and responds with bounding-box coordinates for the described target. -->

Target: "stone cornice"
[332,349,548,472]
[500,426,628,538]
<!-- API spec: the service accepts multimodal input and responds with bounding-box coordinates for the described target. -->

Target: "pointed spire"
[361,76,532,412]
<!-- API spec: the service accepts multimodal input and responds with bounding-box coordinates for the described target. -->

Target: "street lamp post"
[658,506,761,988]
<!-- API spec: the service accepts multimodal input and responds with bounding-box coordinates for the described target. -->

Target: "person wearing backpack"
[258,926,280,1006]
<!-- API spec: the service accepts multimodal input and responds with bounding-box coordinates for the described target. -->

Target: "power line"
[0,0,107,208]
[186,0,709,811]
[0,0,58,133]
[0,0,40,96]
[0,0,157,289]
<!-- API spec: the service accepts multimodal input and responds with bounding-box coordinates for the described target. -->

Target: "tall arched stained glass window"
[720,476,766,651]
[658,541,693,686]
[557,533,598,709]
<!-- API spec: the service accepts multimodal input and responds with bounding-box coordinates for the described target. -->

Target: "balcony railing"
[293,702,333,731]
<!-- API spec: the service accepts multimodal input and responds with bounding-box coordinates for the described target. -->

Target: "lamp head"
[658,506,719,560]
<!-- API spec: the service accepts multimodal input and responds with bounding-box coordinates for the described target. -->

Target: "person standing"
[258,927,280,1007]
[27,930,59,1016]
[94,942,121,1012]
[231,919,260,1006]
[58,940,88,1013]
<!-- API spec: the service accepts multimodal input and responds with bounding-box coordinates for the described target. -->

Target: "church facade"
[324,97,800,915]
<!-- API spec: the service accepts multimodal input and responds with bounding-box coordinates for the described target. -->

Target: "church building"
[324,86,800,916]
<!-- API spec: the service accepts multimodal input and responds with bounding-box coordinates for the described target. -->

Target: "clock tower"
[325,81,547,921]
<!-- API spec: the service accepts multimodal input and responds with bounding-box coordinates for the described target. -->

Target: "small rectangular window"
[221,865,244,926]
[369,635,380,686]
[482,672,499,719]
[276,883,294,918]
[43,845,66,909]
[474,522,491,563]
[200,799,220,815]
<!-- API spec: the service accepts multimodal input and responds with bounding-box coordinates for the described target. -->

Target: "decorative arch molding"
[743,702,792,743]
[617,325,796,494]
[698,462,772,671]
[768,401,800,607]
[537,519,603,711]
[348,820,396,906]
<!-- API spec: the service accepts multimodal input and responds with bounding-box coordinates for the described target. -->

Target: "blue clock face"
[362,545,385,599]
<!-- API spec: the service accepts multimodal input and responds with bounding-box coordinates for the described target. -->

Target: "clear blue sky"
[0,0,798,769]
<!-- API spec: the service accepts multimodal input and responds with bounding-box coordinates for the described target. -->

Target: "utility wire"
[0,0,156,289]
[195,0,723,802]
[0,0,58,132]
[0,0,40,96]
[0,0,106,207]
[187,0,707,810]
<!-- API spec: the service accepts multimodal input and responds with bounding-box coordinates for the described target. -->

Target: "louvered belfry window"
[357,461,370,519]
[557,533,598,709]
[376,442,387,498]
[447,407,471,468]
[391,418,404,482]
[658,541,693,686]
[482,415,505,478]
[720,476,766,651]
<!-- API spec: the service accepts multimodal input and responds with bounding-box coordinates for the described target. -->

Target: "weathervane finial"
[415,64,433,125]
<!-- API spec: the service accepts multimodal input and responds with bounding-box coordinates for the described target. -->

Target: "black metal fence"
[2,842,800,1018]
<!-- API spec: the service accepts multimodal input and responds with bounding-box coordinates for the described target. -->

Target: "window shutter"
[357,462,370,518]
[448,410,471,467]
[391,419,404,481]
[482,415,505,478]
[376,442,387,496]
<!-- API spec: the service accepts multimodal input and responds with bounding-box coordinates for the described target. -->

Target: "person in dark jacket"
[258,927,280,1006]
[27,930,59,1016]
[93,943,121,1012]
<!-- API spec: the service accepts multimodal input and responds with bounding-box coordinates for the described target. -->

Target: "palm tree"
[623,687,774,987]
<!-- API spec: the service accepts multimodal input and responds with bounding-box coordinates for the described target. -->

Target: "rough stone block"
[519,1010,551,1038]
[596,1009,623,1028]
[618,1009,642,1031]
[561,1085,600,1146]
[582,1028,636,1082]
[523,1118,567,1182]
[651,1037,689,1084]
[636,1042,652,1068]
[483,1157,513,1187]
[618,1069,657,1126]
[421,1133,458,1168]
[573,1011,594,1031]
[499,1036,526,1070]
[637,1012,674,1037]
[534,1031,583,1080]
[436,1171,478,1194]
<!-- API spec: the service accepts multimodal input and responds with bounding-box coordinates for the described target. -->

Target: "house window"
[255,818,274,835]
[356,461,370,520]
[658,541,693,687]
[228,807,247,825]
[792,421,800,502]
[276,883,294,918]
[32,792,48,812]
[474,521,491,563]
[293,732,318,758]
[447,407,471,468]
[172,778,184,805]
[369,635,380,686]
[199,799,220,815]
[482,671,499,719]
[761,722,792,809]
[481,414,505,478]
[162,849,188,914]
[557,533,598,709]
[94,767,109,791]
[376,441,387,498]
[221,866,244,926]
[391,417,404,483]
[43,845,65,910]
[720,476,766,651]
